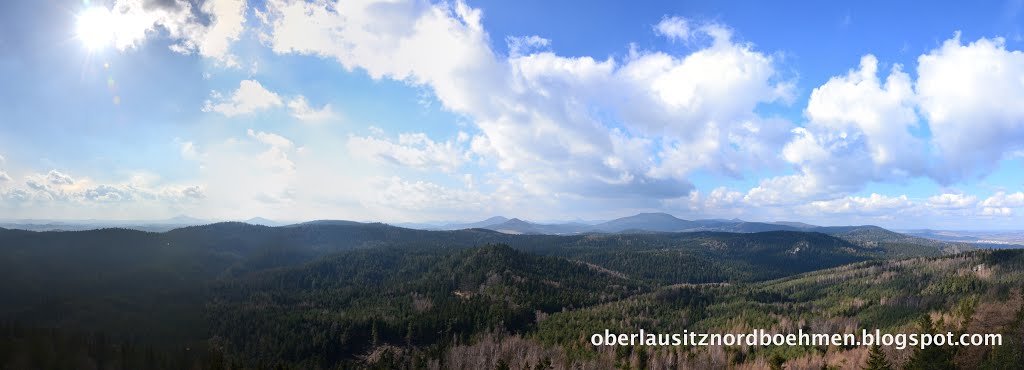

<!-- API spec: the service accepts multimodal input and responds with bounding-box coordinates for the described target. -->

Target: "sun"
[76,7,116,51]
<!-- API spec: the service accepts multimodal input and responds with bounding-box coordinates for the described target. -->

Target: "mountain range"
[430,212,880,235]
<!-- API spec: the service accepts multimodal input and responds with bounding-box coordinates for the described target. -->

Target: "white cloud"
[981,207,1012,216]
[203,80,283,116]
[246,128,292,150]
[258,3,792,201]
[925,191,978,209]
[506,35,550,57]
[46,170,75,185]
[654,16,691,41]
[981,191,1024,208]
[927,193,978,209]
[89,0,246,66]
[704,187,744,209]
[916,33,1024,181]
[752,35,1024,205]
[180,185,205,199]
[749,55,924,205]
[803,193,913,215]
[0,160,12,198]
[347,132,470,173]
[287,96,336,122]
[192,0,247,66]
[247,129,296,171]
[0,168,204,214]
[805,55,922,169]
[32,3,1024,224]
[367,176,490,212]
[203,80,337,122]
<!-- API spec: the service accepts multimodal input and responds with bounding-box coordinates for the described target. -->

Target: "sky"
[0,0,1023,229]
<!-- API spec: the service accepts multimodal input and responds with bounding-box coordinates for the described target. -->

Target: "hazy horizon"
[4,212,1024,233]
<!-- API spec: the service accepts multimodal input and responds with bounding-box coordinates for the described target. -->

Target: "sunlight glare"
[76,7,115,51]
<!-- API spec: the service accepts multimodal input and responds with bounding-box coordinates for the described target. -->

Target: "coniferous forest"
[0,222,1021,369]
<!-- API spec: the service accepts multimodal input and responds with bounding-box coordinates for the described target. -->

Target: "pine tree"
[863,344,892,370]
[904,316,955,370]
[769,354,786,370]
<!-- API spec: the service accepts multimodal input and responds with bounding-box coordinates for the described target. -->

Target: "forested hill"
[0,221,990,368]
[817,225,976,255]
[207,244,648,368]
[529,249,1024,369]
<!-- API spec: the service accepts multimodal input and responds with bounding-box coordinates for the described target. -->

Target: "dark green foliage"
[0,323,223,370]
[864,344,892,370]
[206,244,647,367]
[769,353,786,370]
[904,316,955,370]
[0,222,1011,369]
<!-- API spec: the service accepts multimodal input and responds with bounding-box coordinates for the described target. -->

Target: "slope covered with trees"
[0,222,1006,369]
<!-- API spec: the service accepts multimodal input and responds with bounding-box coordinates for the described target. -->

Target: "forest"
[0,222,1019,369]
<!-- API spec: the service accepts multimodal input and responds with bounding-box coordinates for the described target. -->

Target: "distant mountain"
[438,216,510,230]
[591,212,696,232]
[242,217,284,227]
[812,225,975,256]
[462,214,976,255]
[290,219,370,227]
[483,218,594,234]
[486,218,533,234]
[772,221,819,228]
[391,221,442,229]
[504,213,802,234]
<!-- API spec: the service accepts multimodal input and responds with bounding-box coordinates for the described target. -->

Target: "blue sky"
[1,0,1023,229]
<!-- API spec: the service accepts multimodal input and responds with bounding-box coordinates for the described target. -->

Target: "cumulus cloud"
[90,0,247,66]
[203,80,337,121]
[753,35,1024,205]
[803,193,913,215]
[981,207,1012,216]
[247,129,296,171]
[927,193,978,209]
[33,1,1024,224]
[348,132,470,173]
[367,176,490,212]
[916,33,1024,181]
[258,2,792,202]
[180,185,205,199]
[170,0,247,66]
[203,79,283,116]
[979,191,1024,216]
[805,55,922,170]
[654,16,691,41]
[0,156,14,187]
[747,55,923,205]
[46,170,75,185]
[286,96,336,122]
[0,168,204,212]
